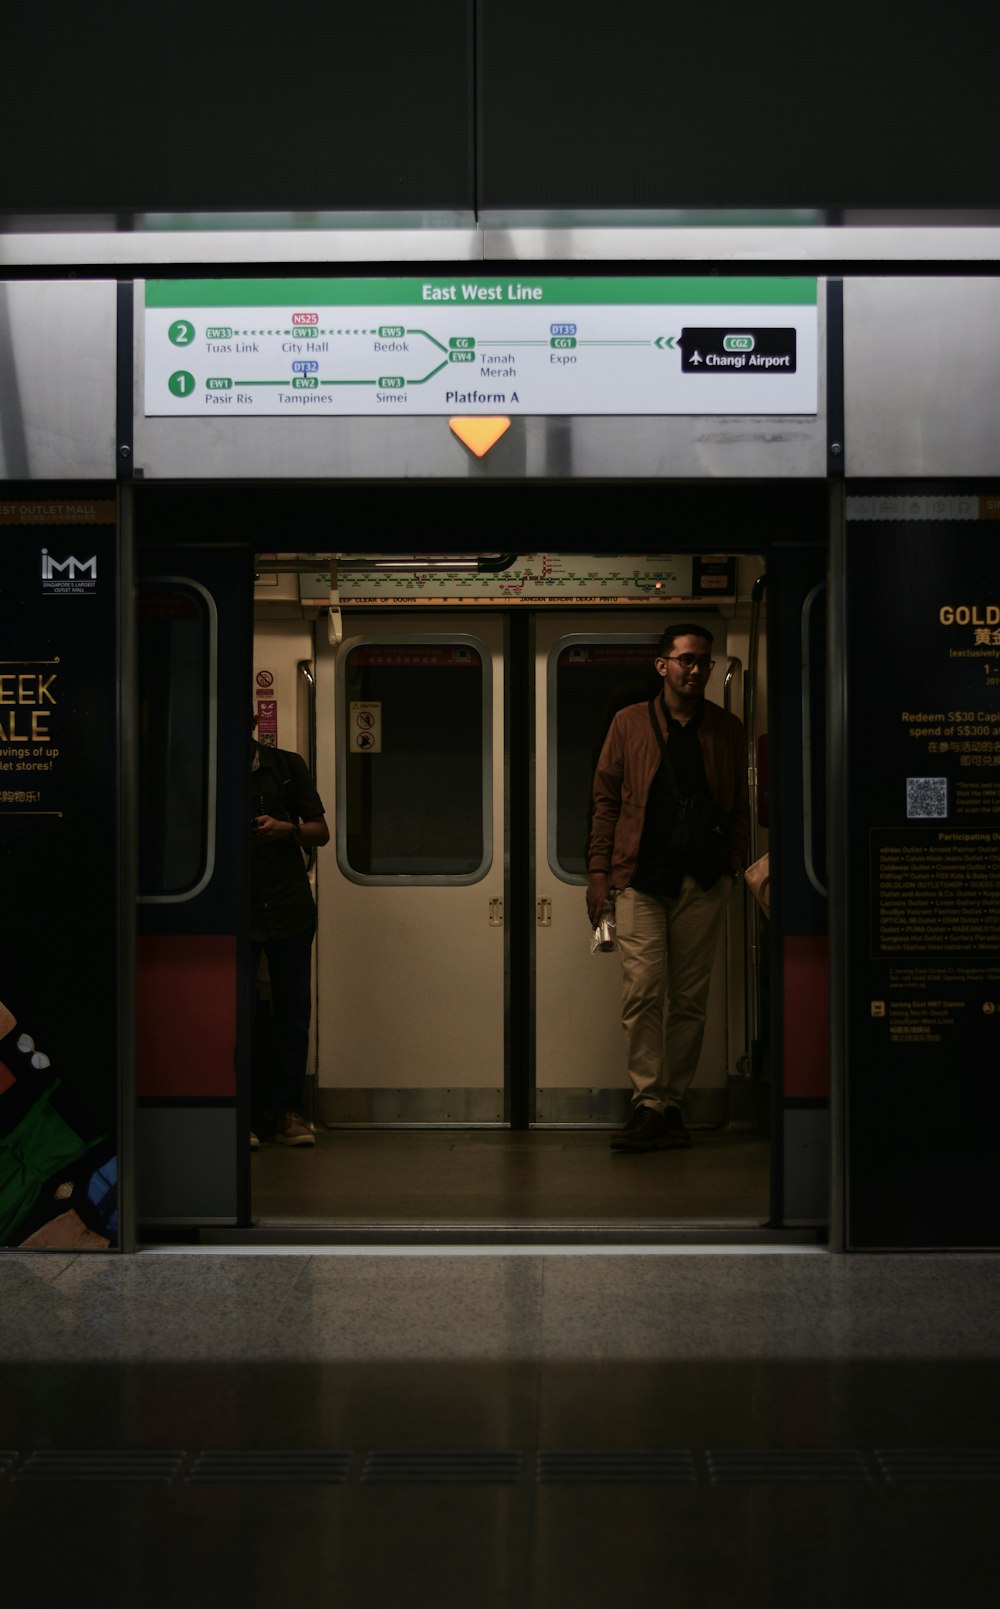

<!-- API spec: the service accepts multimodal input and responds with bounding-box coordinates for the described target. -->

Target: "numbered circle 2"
[168,319,196,346]
[168,370,197,398]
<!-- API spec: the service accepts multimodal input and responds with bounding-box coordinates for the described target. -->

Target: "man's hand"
[253,814,294,844]
[586,872,610,928]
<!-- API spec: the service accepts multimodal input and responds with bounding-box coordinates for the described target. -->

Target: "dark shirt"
[633,699,727,897]
[250,742,325,941]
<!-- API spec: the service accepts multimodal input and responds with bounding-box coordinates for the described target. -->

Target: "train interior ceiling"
[147,523,802,1243]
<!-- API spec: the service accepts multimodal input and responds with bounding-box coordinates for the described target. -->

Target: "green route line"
[347,571,676,585]
[232,328,382,337]
[317,363,450,388]
[406,329,449,354]
[237,380,289,386]
[407,361,449,385]
[193,331,746,351]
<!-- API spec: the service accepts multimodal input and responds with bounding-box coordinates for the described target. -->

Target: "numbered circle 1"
[168,370,197,398]
[168,319,196,346]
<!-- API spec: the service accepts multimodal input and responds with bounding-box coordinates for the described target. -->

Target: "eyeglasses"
[666,654,715,673]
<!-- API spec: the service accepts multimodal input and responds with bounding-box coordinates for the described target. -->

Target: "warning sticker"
[350,701,382,753]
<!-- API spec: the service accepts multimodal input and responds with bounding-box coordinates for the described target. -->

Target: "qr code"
[906,777,947,819]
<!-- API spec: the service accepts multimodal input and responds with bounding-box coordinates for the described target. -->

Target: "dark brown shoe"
[662,1106,692,1148]
[610,1105,670,1152]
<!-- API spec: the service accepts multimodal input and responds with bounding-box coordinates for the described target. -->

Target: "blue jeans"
[250,924,315,1118]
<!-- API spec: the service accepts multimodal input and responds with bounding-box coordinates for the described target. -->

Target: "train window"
[549,637,661,881]
[338,637,491,882]
[137,579,217,901]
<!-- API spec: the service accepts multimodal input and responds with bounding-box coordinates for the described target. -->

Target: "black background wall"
[3,1,474,213]
[478,1,1000,211]
[3,1,998,217]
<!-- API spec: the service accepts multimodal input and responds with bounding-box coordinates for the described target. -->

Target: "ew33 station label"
[144,277,818,418]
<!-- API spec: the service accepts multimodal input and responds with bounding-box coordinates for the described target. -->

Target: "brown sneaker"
[610,1105,670,1152]
[662,1106,692,1148]
[275,1111,315,1147]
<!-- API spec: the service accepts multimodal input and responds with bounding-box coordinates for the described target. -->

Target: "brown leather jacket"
[588,696,750,888]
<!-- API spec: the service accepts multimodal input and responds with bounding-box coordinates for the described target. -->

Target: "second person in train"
[250,723,330,1147]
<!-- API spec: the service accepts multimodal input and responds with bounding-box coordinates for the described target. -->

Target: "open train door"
[768,542,831,1228]
[134,531,254,1229]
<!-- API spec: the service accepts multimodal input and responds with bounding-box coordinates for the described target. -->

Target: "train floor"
[2,1244,999,1608]
[247,1126,775,1240]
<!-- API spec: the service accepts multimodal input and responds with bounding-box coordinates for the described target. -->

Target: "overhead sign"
[144,277,818,418]
[297,552,698,606]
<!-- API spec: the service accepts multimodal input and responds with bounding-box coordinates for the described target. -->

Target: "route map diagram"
[144,278,818,418]
[295,553,704,606]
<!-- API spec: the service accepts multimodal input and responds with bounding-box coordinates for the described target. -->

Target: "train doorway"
[247,571,782,1238]
[132,477,831,1246]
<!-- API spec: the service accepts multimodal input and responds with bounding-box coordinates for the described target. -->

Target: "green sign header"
[146,276,817,309]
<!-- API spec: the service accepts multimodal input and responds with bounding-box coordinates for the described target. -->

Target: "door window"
[137,579,217,901]
[337,637,491,882]
[549,637,660,880]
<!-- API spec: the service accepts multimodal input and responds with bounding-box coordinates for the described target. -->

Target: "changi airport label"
[144,277,818,417]
[680,327,796,372]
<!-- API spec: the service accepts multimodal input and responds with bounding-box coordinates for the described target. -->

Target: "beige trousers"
[614,877,732,1113]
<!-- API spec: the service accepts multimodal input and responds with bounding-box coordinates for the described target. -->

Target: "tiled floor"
[2,1245,1000,1605]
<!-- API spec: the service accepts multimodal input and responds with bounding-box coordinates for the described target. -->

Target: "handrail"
[336,554,519,574]
[743,576,766,1077]
[255,554,520,575]
[801,582,828,897]
[298,657,320,1124]
[723,656,742,1094]
[723,656,742,715]
[297,659,318,874]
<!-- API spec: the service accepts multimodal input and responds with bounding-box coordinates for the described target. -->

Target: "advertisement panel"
[0,497,120,1249]
[846,492,1000,1247]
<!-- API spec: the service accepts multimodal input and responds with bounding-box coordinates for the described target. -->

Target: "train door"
[314,616,506,1123]
[135,543,253,1226]
[307,594,765,1153]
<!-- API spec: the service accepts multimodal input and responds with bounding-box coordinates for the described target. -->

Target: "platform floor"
[3,1242,1000,1607]
[249,1126,774,1236]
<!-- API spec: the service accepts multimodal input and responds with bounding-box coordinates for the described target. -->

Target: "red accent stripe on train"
[782,935,829,1098]
[137,935,237,1097]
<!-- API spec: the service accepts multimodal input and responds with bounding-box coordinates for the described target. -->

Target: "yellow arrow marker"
[448,416,511,457]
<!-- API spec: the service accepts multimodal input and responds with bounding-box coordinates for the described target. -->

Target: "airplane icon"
[689,350,703,366]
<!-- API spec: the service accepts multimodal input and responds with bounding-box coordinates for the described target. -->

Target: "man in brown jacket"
[586,624,749,1152]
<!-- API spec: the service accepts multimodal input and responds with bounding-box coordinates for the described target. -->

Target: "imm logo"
[41,548,97,579]
[41,547,98,593]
